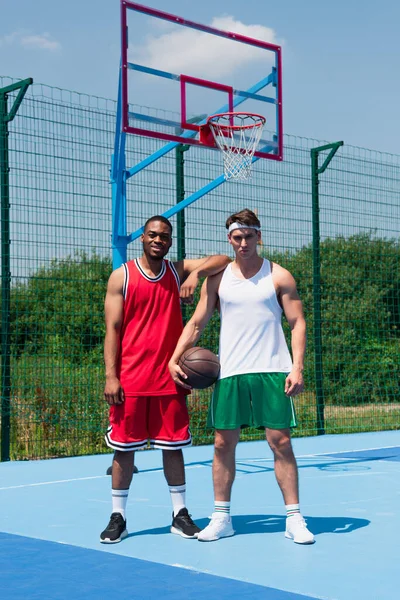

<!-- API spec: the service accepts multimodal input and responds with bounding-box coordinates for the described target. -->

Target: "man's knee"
[162,448,184,468]
[214,430,239,454]
[266,430,293,456]
[114,449,134,459]
[162,448,183,457]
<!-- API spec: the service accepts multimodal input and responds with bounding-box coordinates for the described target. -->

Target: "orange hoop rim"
[207,112,266,131]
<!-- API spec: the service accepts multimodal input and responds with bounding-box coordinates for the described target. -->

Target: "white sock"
[286,503,300,519]
[169,484,186,516]
[214,501,231,518]
[112,488,129,519]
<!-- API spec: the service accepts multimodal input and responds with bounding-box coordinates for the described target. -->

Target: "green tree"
[266,233,399,406]
[7,252,112,459]
[9,251,111,363]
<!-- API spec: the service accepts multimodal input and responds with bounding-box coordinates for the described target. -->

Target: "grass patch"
[7,387,400,460]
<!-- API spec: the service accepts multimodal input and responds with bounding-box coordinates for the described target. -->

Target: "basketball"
[178,347,220,389]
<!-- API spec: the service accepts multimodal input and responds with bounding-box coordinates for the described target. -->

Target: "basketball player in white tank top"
[169,209,314,545]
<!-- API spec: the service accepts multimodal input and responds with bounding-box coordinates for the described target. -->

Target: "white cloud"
[0,30,61,51]
[1,31,21,45]
[130,16,280,79]
[21,33,61,51]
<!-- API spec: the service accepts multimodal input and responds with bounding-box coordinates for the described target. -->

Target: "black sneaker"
[171,508,201,539]
[100,512,128,544]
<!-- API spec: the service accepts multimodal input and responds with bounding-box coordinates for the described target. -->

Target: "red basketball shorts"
[105,394,191,451]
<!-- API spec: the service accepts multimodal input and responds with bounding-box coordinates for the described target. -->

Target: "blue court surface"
[0,430,399,599]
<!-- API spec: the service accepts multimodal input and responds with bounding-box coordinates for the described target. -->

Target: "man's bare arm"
[104,267,125,405]
[274,264,306,397]
[168,274,221,389]
[174,255,230,304]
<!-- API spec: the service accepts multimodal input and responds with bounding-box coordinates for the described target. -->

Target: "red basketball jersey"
[117,258,184,396]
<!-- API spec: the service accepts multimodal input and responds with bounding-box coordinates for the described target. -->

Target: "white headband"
[228,222,261,233]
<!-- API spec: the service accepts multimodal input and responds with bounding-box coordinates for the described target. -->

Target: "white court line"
[0,475,107,491]
[316,444,400,456]
[237,445,400,464]
[273,445,399,461]
[0,466,203,491]
[321,471,388,478]
[0,445,397,491]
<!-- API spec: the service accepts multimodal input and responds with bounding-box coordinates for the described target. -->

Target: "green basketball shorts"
[207,372,297,430]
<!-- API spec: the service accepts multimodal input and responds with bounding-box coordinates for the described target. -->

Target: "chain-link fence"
[1,76,399,460]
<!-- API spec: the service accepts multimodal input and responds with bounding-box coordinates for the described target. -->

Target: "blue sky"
[1,0,400,154]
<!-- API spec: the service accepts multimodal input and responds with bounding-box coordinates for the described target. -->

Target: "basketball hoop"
[201,112,266,180]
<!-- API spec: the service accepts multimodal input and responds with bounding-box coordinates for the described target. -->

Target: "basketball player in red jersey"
[100,215,230,543]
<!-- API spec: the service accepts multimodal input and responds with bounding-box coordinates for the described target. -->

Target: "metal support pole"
[0,78,32,461]
[111,70,129,269]
[310,141,343,436]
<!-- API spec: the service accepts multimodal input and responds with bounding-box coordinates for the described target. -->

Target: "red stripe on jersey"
[118,259,184,395]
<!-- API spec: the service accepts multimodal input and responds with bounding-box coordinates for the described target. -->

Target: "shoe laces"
[212,516,228,523]
[179,511,196,526]
[210,511,230,520]
[109,512,124,528]
[289,514,308,528]
[209,513,230,527]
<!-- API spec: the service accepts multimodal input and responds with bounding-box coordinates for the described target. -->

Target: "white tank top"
[218,259,293,379]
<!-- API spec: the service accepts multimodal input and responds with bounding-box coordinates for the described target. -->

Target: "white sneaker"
[197,513,235,542]
[285,514,315,544]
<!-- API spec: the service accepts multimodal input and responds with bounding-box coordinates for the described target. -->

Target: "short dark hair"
[225,208,261,230]
[144,215,173,235]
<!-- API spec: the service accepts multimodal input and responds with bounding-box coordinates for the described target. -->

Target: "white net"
[207,112,266,180]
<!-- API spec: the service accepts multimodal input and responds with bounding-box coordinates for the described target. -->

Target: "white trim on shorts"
[149,435,192,450]
[105,426,148,451]
[105,427,192,452]
[289,397,297,428]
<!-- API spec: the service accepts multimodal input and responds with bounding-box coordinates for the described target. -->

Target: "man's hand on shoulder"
[179,270,199,304]
[174,255,230,303]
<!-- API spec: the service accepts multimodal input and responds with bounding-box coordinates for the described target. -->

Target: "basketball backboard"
[121,1,283,161]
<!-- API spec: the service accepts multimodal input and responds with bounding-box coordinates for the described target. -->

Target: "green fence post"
[0,78,33,461]
[175,143,190,323]
[175,115,205,324]
[310,141,344,435]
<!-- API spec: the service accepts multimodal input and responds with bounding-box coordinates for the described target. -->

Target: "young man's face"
[228,228,261,259]
[141,220,172,260]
